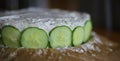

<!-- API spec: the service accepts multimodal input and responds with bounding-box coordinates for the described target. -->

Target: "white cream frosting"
[0,8,90,33]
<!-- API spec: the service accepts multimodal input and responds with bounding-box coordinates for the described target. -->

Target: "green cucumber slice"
[49,26,72,48]
[21,27,48,49]
[84,20,92,42]
[1,26,21,47]
[73,26,84,46]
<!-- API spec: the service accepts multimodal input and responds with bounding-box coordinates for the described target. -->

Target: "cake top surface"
[0,8,90,32]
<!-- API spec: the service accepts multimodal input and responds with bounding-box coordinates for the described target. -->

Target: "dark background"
[0,0,120,32]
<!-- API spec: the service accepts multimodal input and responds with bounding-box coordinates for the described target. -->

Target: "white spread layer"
[0,8,90,33]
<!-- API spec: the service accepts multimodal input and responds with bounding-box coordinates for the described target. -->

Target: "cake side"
[0,33,119,61]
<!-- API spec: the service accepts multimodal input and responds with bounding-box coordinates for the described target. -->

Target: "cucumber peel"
[49,26,72,48]
[0,38,4,47]
[0,29,2,46]
[1,26,21,47]
[84,20,92,42]
[73,26,84,46]
[21,27,48,49]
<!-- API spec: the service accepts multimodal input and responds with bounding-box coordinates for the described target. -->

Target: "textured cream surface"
[0,8,90,33]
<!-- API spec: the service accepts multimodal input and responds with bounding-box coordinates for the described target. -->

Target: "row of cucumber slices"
[0,20,92,49]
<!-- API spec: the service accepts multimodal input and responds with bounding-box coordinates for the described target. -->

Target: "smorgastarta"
[0,8,120,61]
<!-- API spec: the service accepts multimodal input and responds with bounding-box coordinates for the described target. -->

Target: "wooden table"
[94,28,120,43]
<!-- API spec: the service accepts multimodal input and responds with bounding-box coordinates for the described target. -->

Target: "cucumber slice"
[73,26,84,46]
[49,26,72,48]
[21,27,48,49]
[84,20,92,42]
[1,26,21,47]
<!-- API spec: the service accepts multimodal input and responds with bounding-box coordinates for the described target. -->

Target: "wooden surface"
[94,28,120,43]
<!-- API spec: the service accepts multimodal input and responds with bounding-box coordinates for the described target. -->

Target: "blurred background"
[0,0,119,40]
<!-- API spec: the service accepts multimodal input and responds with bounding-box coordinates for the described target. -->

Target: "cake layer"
[0,8,92,48]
